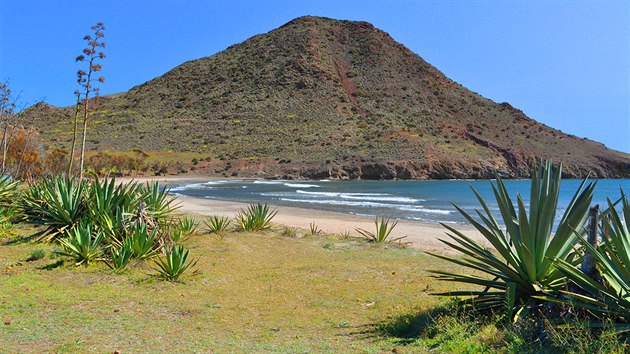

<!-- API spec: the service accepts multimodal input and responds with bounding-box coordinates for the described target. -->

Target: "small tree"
[74,22,106,180]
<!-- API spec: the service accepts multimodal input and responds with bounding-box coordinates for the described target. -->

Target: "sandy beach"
[118,175,484,253]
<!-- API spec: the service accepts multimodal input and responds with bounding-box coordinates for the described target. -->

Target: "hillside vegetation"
[23,16,630,179]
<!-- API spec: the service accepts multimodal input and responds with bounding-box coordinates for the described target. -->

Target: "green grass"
[0,223,457,352]
[1,220,626,352]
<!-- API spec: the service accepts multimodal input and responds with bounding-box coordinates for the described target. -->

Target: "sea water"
[170,179,630,225]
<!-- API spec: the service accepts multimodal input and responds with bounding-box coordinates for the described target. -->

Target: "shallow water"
[170,179,630,225]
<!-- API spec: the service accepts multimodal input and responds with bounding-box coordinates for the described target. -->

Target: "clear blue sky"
[1,0,628,152]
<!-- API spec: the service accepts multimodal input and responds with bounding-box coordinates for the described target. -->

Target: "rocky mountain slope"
[25,16,630,179]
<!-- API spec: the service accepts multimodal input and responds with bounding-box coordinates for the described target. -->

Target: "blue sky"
[1,0,628,152]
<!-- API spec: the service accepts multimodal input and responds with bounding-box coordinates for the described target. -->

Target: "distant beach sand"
[120,175,484,253]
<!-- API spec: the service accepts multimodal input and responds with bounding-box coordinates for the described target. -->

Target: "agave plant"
[236,203,277,231]
[282,226,298,237]
[549,192,630,334]
[427,160,595,322]
[176,217,198,237]
[0,173,18,209]
[204,215,232,234]
[56,221,103,266]
[87,177,140,243]
[22,176,88,241]
[309,222,322,236]
[153,244,197,281]
[140,182,179,222]
[356,217,402,243]
[106,244,133,273]
[124,222,159,260]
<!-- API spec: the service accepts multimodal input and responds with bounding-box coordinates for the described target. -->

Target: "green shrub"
[26,249,46,262]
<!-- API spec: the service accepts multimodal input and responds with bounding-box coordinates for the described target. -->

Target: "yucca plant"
[140,182,179,222]
[124,222,159,260]
[235,203,277,231]
[427,160,595,322]
[548,192,630,334]
[22,176,88,241]
[204,215,232,234]
[105,244,132,273]
[153,244,197,281]
[356,217,402,243]
[56,221,103,266]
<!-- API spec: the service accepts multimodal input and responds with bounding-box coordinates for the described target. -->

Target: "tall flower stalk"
[74,22,105,180]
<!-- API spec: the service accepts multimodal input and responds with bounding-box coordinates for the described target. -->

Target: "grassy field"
[0,220,470,353]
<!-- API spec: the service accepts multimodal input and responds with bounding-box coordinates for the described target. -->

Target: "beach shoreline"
[118,175,483,253]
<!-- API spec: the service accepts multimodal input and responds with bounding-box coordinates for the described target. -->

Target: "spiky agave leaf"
[427,160,595,322]
[140,182,179,222]
[153,244,197,281]
[236,203,277,231]
[22,176,88,241]
[56,221,103,266]
[204,215,232,234]
[544,192,630,335]
[356,217,403,243]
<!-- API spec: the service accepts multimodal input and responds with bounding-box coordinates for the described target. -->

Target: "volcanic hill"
[26,16,630,179]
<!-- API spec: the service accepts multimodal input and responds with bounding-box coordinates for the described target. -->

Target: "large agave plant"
[22,176,88,241]
[86,177,139,241]
[428,160,595,321]
[140,182,179,222]
[549,192,630,334]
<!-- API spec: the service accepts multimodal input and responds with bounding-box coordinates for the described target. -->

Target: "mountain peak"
[20,17,630,179]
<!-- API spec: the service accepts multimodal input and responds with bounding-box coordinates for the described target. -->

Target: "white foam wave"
[296,190,422,203]
[283,183,320,188]
[280,198,397,208]
[205,180,231,185]
[170,183,213,192]
[398,206,452,215]
[253,180,285,185]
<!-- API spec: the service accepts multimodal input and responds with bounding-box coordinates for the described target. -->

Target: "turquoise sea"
[170,179,630,225]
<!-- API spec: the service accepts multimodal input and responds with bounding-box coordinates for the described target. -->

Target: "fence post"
[580,205,599,278]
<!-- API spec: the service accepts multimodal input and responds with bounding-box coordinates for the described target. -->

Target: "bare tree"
[74,22,106,180]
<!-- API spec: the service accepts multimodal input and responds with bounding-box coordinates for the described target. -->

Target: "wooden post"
[580,205,599,278]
